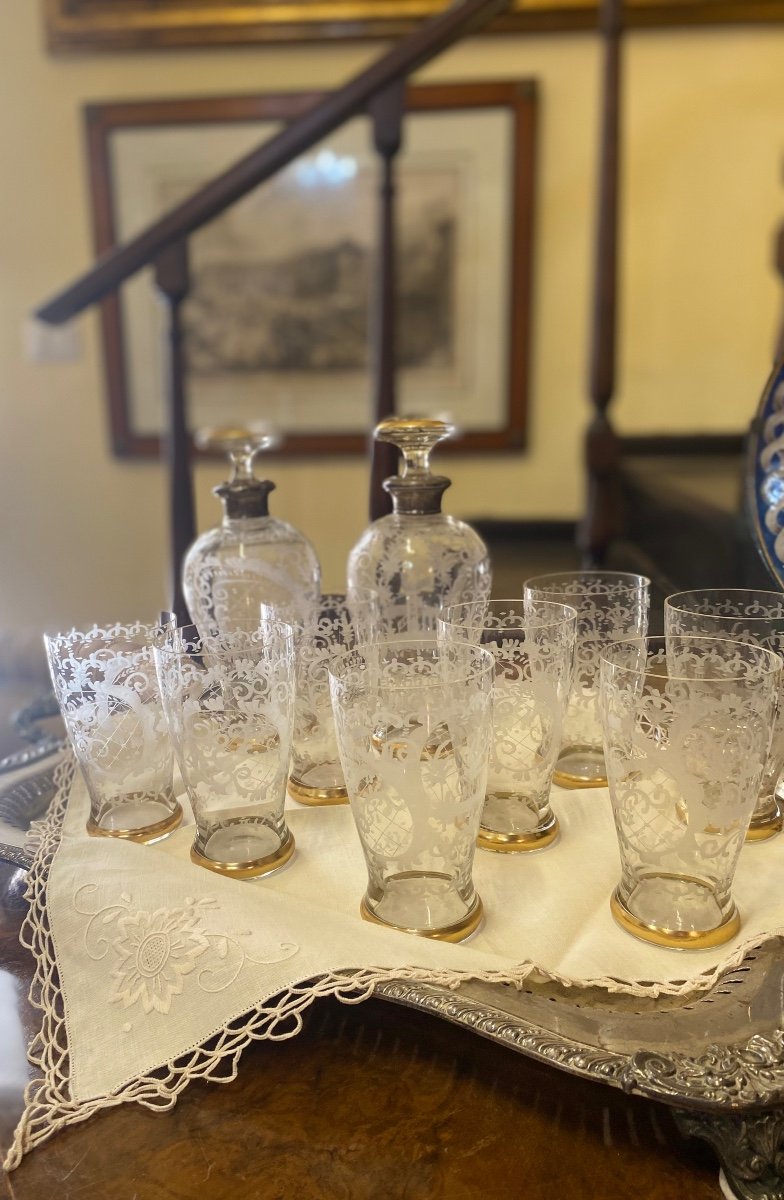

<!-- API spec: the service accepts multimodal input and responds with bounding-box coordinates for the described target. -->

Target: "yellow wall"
[1,6,783,636]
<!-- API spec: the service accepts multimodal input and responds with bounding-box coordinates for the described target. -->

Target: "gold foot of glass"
[745,796,784,842]
[478,816,559,853]
[610,887,740,950]
[86,801,183,844]
[553,745,607,789]
[287,776,348,806]
[359,893,483,943]
[190,827,295,879]
[553,769,607,790]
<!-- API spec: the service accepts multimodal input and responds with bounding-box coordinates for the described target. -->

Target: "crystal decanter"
[347,417,492,624]
[183,426,320,634]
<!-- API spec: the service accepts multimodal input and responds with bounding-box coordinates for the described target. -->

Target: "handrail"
[36,0,512,325]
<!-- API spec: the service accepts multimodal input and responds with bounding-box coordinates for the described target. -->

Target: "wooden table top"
[0,855,724,1200]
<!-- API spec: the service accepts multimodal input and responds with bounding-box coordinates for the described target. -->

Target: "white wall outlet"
[23,317,82,363]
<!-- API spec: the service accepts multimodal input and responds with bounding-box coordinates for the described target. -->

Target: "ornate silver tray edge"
[0,762,61,871]
[378,965,784,1200]
[376,934,784,1116]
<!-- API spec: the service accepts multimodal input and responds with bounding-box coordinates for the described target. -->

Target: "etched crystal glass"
[182,426,320,635]
[523,571,650,788]
[286,593,378,806]
[329,640,493,941]
[347,417,491,615]
[664,588,784,841]
[154,621,296,878]
[45,623,182,842]
[350,591,445,640]
[600,635,781,949]
[439,599,577,851]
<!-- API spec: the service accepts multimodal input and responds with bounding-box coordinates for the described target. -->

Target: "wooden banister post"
[368,80,406,521]
[580,0,624,569]
[154,240,195,626]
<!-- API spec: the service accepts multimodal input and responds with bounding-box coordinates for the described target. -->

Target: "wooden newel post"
[580,0,623,568]
[368,80,406,521]
[154,239,196,626]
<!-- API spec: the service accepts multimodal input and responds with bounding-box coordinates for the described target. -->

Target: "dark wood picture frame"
[85,81,537,459]
[47,0,784,52]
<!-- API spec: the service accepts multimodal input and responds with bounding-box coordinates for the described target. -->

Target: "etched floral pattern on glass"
[281,593,378,804]
[45,622,180,840]
[665,588,784,840]
[347,418,491,625]
[329,641,493,940]
[154,622,296,876]
[600,634,781,948]
[523,572,650,788]
[439,599,576,851]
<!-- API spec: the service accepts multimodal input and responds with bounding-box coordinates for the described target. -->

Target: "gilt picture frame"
[85,82,537,458]
[47,0,784,53]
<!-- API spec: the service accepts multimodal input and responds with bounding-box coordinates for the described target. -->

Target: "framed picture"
[47,0,784,52]
[85,82,537,458]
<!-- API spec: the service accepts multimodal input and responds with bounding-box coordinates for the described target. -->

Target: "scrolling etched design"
[524,576,649,753]
[45,623,175,825]
[347,520,492,629]
[665,592,784,814]
[602,641,777,915]
[184,520,320,636]
[442,602,576,835]
[290,595,367,792]
[331,646,492,901]
[155,628,295,847]
[490,616,572,804]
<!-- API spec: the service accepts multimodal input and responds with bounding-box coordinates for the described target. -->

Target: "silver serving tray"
[0,764,59,870]
[381,945,783,1113]
[2,768,783,1198]
[377,947,784,1198]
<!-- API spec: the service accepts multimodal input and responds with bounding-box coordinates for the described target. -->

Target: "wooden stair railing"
[580,0,623,569]
[35,0,512,623]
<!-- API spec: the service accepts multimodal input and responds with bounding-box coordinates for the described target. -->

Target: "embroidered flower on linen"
[73,885,300,1018]
[110,907,210,1014]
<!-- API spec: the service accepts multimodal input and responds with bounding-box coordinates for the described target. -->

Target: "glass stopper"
[195,425,280,484]
[195,425,281,520]
[374,417,455,481]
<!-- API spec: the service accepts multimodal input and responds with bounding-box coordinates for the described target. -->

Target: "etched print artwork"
[104,92,524,446]
[153,160,459,382]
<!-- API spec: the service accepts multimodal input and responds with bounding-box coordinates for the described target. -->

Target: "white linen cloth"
[6,754,784,1168]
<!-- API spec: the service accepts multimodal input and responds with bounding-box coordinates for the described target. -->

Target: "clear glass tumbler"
[600,635,781,949]
[439,599,577,851]
[524,571,650,788]
[287,593,378,806]
[45,622,182,842]
[664,588,784,841]
[329,640,493,942]
[154,621,296,878]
